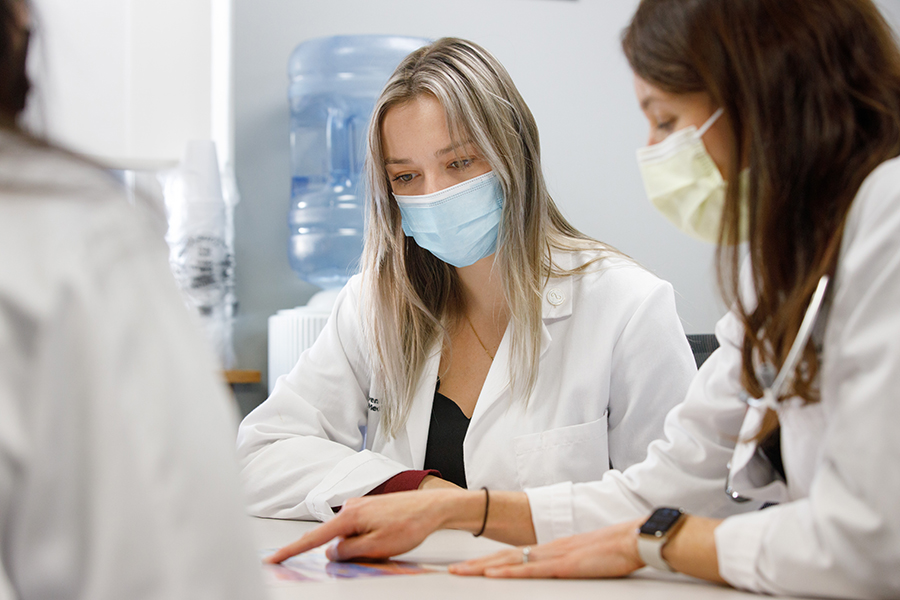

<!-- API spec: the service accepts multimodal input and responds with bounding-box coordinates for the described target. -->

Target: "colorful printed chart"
[262,547,442,583]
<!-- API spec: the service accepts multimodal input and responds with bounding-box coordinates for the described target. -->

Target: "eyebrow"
[384,140,476,166]
[640,96,658,110]
[436,140,474,157]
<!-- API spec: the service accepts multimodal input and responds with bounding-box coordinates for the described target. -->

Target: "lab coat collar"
[471,250,577,424]
[541,250,575,323]
[404,249,578,462]
[406,330,515,455]
[535,252,575,363]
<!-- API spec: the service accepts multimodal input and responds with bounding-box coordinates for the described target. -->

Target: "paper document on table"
[261,547,443,583]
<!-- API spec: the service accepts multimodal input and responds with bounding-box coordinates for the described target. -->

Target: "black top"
[423,382,470,489]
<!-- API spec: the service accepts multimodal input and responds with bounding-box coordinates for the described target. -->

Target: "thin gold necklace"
[465,313,494,361]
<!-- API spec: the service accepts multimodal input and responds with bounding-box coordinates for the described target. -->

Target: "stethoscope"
[724,275,830,503]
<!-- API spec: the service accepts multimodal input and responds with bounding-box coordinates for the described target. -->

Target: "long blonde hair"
[362,37,618,436]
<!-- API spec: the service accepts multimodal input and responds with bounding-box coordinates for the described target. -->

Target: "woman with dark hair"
[0,1,263,597]
[0,0,28,121]
[268,1,900,597]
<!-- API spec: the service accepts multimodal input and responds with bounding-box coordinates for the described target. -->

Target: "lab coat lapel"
[536,252,575,360]
[404,343,442,468]
[727,405,789,503]
[469,330,511,424]
[469,263,574,424]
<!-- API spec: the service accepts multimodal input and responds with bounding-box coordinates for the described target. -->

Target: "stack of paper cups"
[164,140,236,368]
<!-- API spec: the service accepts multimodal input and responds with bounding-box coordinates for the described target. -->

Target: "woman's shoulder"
[0,134,156,320]
[0,135,137,244]
[550,247,666,293]
[546,247,675,323]
[0,132,125,201]
[840,155,900,258]
[328,273,368,329]
[851,155,900,221]
[341,272,367,306]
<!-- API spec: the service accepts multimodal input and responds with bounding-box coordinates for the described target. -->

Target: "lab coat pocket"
[513,415,609,489]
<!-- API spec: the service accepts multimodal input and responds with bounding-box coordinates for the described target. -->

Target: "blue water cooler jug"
[287,34,429,288]
[269,35,429,392]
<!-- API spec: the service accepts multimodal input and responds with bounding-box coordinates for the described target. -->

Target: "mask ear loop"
[697,108,725,137]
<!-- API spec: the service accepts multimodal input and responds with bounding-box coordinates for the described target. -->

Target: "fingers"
[265,516,358,564]
[483,559,564,579]
[265,493,440,564]
[452,521,649,580]
[326,532,388,561]
[453,549,574,579]
[327,520,434,562]
[450,547,566,579]
[449,548,530,576]
[264,534,323,564]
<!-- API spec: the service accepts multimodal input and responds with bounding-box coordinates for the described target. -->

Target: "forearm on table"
[436,489,536,546]
[661,515,725,584]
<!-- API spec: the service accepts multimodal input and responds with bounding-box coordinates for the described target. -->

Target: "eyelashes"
[388,156,480,188]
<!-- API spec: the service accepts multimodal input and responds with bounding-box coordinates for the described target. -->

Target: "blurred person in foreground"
[0,1,264,598]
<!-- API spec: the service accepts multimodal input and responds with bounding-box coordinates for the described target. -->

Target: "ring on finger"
[522,546,532,564]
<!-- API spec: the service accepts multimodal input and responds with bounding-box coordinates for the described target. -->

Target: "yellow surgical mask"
[637,108,747,244]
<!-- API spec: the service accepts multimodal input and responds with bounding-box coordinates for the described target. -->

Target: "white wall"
[28,0,229,169]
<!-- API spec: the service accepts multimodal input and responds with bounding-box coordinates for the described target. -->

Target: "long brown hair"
[0,0,29,126]
[623,0,900,422]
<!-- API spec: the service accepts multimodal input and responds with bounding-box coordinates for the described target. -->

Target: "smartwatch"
[636,507,686,572]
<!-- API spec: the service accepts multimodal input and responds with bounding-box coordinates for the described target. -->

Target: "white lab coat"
[237,250,697,521]
[525,156,900,599]
[0,132,264,600]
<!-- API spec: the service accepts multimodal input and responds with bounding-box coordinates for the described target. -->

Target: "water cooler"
[268,35,429,393]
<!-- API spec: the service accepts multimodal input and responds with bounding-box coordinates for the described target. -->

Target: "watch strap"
[637,533,676,572]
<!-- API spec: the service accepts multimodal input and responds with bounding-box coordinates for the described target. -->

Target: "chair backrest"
[686,334,719,368]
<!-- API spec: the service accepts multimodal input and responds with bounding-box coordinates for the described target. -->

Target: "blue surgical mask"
[394,171,504,268]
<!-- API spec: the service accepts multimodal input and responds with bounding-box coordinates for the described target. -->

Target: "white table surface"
[251,517,812,600]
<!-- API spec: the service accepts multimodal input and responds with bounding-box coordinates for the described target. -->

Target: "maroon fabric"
[365,470,442,495]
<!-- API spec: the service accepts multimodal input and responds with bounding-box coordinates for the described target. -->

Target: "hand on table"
[449,518,645,579]
[265,488,471,564]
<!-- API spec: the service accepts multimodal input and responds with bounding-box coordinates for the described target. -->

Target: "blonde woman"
[237,37,695,520]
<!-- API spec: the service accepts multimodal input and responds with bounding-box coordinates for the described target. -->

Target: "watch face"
[640,507,683,536]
